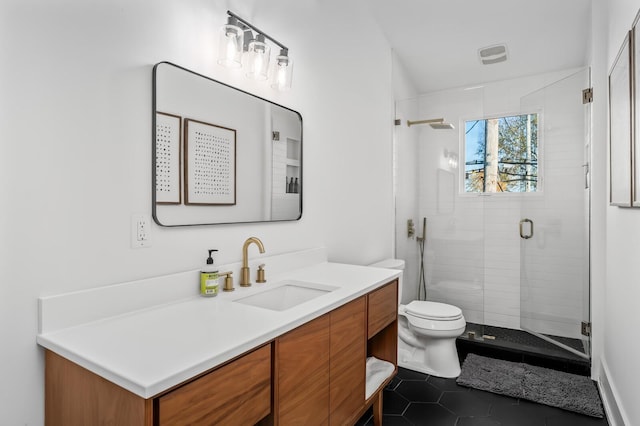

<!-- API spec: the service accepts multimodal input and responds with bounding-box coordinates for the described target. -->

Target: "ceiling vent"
[478,44,508,65]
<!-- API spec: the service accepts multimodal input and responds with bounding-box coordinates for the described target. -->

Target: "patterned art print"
[155,112,182,204]
[184,119,236,205]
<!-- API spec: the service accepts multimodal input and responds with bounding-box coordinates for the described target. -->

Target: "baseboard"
[598,358,629,426]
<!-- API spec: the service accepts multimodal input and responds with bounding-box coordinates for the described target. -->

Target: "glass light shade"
[271,53,293,91]
[217,23,244,68]
[245,37,270,81]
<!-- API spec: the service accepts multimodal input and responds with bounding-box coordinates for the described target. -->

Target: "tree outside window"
[464,113,539,193]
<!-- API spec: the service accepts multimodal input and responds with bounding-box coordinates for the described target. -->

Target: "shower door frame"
[518,67,592,360]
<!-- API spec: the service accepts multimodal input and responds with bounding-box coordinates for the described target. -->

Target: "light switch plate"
[131,214,152,248]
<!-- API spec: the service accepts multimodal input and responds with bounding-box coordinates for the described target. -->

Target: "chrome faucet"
[240,237,265,287]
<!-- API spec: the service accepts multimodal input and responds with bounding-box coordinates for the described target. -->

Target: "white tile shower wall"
[483,198,522,329]
[272,141,287,195]
[270,141,298,221]
[416,68,588,336]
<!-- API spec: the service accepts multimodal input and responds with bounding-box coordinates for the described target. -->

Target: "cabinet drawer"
[158,344,271,426]
[367,280,398,338]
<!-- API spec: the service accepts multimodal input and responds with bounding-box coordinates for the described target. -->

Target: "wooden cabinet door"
[277,314,331,425]
[330,297,366,425]
[367,280,399,368]
[367,280,398,338]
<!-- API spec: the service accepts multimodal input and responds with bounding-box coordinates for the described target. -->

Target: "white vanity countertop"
[37,253,399,399]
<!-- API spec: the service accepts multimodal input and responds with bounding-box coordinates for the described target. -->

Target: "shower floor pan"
[456,322,590,376]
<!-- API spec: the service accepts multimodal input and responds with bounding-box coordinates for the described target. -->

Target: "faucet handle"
[256,264,266,283]
[221,271,234,292]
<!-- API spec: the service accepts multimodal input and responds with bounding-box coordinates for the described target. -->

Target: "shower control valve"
[407,219,416,238]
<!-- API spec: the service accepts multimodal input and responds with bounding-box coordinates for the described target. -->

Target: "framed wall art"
[155,112,182,204]
[634,20,640,206]
[184,118,236,205]
[609,30,633,207]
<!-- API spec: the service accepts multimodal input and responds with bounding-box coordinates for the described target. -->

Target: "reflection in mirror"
[152,62,302,226]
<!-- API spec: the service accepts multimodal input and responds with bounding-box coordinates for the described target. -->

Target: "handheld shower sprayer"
[417,217,427,300]
[417,217,426,242]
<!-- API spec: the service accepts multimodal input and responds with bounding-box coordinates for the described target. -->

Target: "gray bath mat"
[456,354,604,418]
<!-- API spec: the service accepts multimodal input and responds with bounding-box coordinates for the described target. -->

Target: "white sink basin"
[233,280,338,311]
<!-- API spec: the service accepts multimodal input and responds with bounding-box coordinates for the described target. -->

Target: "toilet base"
[398,331,463,378]
[398,358,454,378]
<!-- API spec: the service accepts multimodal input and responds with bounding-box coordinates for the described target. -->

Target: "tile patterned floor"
[355,367,609,426]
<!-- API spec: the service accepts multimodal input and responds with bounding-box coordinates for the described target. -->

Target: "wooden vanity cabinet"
[273,297,367,426]
[367,280,399,366]
[157,343,271,425]
[44,279,397,426]
[329,297,367,425]
[275,313,331,425]
[45,350,152,426]
[367,280,398,339]
[273,281,397,426]
[365,280,399,426]
[45,344,271,426]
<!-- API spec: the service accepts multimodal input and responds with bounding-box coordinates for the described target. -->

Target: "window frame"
[459,110,545,197]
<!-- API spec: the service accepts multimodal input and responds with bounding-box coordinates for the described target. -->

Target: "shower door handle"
[583,163,590,189]
[519,219,534,239]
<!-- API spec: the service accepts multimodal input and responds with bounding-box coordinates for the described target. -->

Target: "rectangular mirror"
[152,62,303,226]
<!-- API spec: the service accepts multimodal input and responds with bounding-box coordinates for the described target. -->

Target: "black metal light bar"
[226,10,289,53]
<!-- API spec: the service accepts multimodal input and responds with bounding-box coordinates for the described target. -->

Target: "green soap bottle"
[200,249,220,297]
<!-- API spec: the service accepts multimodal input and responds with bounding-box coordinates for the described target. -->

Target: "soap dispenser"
[200,249,220,297]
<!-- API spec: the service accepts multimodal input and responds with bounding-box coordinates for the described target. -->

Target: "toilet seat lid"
[405,300,463,321]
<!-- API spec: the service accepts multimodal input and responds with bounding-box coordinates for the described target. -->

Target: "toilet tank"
[369,258,405,303]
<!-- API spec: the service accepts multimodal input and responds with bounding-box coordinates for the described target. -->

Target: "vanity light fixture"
[245,33,270,81]
[217,15,244,68]
[217,10,293,91]
[272,48,293,91]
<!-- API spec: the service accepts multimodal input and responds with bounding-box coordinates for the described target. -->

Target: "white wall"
[596,1,640,424]
[0,1,394,423]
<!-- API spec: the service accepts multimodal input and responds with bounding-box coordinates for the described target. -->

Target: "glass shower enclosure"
[519,68,591,359]
[394,67,591,360]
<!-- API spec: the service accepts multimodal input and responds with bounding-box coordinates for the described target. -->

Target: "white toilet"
[369,258,466,378]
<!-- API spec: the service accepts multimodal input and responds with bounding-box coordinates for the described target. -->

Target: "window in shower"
[464,113,539,193]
